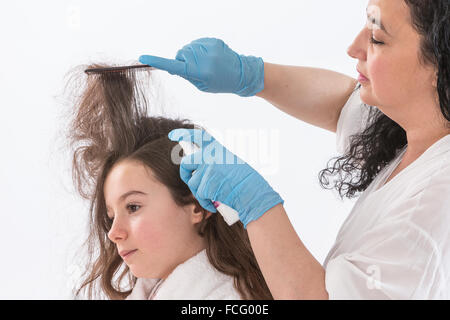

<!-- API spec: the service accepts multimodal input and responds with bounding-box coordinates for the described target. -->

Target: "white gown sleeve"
[325,190,448,299]
[336,84,371,155]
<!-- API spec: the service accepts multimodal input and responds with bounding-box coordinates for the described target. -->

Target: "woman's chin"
[359,85,376,106]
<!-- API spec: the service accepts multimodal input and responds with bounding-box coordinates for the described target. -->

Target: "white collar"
[125,249,241,300]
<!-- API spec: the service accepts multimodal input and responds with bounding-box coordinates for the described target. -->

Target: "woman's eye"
[127,204,141,213]
[370,36,384,45]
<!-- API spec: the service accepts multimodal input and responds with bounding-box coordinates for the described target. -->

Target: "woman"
[66,64,272,300]
[139,0,450,299]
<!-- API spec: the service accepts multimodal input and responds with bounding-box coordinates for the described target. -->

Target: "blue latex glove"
[139,37,264,97]
[168,128,284,228]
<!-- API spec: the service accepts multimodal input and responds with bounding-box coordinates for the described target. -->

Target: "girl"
[66,64,272,300]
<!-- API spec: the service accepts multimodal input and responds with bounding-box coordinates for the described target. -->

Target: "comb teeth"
[84,64,154,75]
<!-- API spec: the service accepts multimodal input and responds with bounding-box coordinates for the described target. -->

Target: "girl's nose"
[108,220,127,243]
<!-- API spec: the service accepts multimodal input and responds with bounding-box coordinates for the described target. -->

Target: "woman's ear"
[431,71,438,88]
[432,75,437,88]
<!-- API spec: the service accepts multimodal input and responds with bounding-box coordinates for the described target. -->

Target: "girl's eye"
[107,211,114,221]
[107,204,141,221]
[370,36,384,45]
[127,204,141,213]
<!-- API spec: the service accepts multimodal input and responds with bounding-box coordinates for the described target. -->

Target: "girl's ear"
[185,201,212,224]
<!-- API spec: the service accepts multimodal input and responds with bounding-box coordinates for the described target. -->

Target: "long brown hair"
[65,63,272,300]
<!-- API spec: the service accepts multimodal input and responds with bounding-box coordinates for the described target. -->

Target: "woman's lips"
[357,68,369,82]
[358,72,369,82]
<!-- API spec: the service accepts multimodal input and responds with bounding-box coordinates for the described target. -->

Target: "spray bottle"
[178,141,240,226]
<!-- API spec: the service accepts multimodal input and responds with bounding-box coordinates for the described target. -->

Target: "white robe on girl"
[125,249,242,300]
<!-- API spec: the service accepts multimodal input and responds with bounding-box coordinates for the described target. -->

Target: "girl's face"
[104,159,206,279]
[347,0,440,131]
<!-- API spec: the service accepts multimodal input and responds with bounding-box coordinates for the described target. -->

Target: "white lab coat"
[323,85,450,299]
[125,249,242,300]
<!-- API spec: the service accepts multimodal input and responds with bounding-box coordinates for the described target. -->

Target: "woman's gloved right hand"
[139,37,264,97]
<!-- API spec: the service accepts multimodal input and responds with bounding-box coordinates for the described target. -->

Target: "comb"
[84,64,155,75]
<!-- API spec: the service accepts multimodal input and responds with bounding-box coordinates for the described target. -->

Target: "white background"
[0,0,367,299]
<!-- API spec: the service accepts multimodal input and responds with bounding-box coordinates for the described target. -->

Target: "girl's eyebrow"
[118,190,147,202]
[106,190,147,210]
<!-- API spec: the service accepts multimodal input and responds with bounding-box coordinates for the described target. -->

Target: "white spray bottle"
[178,141,240,226]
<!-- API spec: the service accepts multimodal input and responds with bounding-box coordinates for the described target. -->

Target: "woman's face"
[347,0,439,131]
[104,158,206,279]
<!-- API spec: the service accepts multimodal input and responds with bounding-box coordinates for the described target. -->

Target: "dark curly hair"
[318,0,450,200]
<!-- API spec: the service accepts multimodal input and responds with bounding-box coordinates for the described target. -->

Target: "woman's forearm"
[256,62,358,133]
[246,203,329,300]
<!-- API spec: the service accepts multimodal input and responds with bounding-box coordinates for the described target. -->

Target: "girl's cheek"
[134,217,164,249]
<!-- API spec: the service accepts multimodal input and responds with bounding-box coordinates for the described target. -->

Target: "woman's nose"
[347,27,368,61]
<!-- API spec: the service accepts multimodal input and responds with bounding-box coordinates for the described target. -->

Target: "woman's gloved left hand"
[168,128,284,228]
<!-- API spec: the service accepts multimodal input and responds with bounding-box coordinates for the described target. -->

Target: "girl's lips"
[120,249,137,258]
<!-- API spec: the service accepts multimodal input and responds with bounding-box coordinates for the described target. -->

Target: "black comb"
[84,64,155,75]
